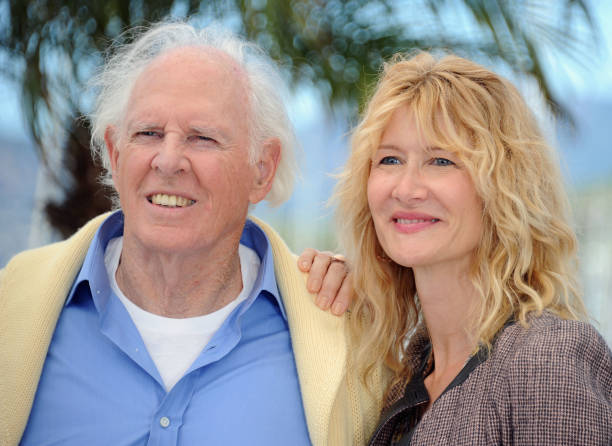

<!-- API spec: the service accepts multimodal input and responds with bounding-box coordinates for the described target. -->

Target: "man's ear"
[104,126,120,176]
[249,138,281,205]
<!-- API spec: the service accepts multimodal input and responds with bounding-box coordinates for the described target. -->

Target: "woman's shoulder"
[493,311,612,386]
[486,313,612,444]
[498,311,607,354]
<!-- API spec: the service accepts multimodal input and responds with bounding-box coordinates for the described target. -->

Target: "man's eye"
[135,131,160,138]
[379,156,401,165]
[432,157,455,166]
[190,135,217,144]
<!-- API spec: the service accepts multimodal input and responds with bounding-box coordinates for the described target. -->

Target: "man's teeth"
[396,218,439,224]
[149,194,195,207]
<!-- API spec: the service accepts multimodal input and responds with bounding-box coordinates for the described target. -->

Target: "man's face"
[106,47,277,256]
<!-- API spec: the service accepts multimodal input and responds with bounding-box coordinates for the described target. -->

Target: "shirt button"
[159,416,170,428]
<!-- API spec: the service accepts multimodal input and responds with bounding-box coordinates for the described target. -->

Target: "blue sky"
[546,1,612,101]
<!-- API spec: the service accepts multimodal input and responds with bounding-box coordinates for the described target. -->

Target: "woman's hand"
[298,249,353,316]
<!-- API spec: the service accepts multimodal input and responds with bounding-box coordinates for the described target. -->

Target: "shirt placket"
[146,370,200,446]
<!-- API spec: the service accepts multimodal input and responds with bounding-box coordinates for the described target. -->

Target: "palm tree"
[0,0,599,237]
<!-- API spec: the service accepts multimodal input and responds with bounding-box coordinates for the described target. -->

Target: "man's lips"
[146,193,196,208]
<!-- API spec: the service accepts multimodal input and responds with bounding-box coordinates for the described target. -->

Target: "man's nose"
[391,166,428,202]
[150,135,190,176]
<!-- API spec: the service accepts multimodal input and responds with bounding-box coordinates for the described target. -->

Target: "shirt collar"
[66,211,286,320]
[66,211,124,308]
[240,218,287,320]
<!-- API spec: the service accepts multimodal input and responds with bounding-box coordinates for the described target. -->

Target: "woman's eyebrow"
[376,144,401,151]
[427,146,449,154]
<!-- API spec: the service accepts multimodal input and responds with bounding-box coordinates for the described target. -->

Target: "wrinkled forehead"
[121,46,251,135]
[148,46,247,81]
[132,46,249,100]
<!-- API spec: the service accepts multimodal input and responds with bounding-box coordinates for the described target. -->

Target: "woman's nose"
[391,167,428,202]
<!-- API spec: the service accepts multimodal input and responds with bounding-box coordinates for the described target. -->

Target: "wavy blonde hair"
[335,52,587,386]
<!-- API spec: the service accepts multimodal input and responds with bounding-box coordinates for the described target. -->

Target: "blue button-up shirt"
[21,211,311,445]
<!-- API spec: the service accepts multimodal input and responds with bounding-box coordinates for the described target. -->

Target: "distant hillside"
[0,135,38,266]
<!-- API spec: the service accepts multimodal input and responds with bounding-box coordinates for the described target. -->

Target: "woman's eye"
[379,156,401,165]
[432,157,455,166]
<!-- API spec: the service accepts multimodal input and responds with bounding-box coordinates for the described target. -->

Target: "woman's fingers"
[330,273,353,316]
[315,256,349,310]
[297,248,319,272]
[305,251,335,293]
[298,249,352,315]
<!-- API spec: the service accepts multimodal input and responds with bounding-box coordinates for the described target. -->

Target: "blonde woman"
[301,52,612,445]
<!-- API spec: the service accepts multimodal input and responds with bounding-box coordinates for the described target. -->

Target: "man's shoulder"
[248,215,348,320]
[248,215,306,283]
[247,216,293,255]
[1,213,110,300]
[5,239,73,270]
[3,213,109,273]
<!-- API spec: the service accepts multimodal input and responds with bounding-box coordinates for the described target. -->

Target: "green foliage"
[0,0,600,236]
[2,0,600,152]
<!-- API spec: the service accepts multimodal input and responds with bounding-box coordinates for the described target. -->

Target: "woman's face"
[367,105,483,273]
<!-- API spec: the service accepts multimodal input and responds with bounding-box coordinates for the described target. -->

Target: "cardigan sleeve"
[503,318,612,445]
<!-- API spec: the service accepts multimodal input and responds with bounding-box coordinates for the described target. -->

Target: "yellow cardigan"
[0,214,385,446]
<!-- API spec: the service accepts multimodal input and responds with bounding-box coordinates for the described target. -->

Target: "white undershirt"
[104,237,260,391]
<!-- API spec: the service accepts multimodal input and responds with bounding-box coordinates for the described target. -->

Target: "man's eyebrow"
[124,122,230,141]
[188,125,228,141]
[126,121,159,132]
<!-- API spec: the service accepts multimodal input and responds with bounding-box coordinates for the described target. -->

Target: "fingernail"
[309,280,320,292]
[317,296,330,309]
[332,302,343,315]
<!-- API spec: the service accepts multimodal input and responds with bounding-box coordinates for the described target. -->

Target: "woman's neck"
[413,261,479,397]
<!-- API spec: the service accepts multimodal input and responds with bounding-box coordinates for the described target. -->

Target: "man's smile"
[146,193,196,207]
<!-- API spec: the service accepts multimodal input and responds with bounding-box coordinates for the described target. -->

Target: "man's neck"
[115,234,244,318]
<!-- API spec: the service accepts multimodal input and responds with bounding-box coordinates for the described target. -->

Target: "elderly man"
[0,22,384,446]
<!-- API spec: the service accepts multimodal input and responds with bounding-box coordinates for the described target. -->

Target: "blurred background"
[1,0,610,342]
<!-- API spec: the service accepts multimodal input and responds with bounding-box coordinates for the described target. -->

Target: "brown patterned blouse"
[368,312,612,445]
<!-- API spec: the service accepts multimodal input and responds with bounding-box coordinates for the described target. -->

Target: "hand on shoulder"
[297,249,353,316]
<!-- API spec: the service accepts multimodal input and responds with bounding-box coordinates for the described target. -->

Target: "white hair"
[88,20,298,206]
